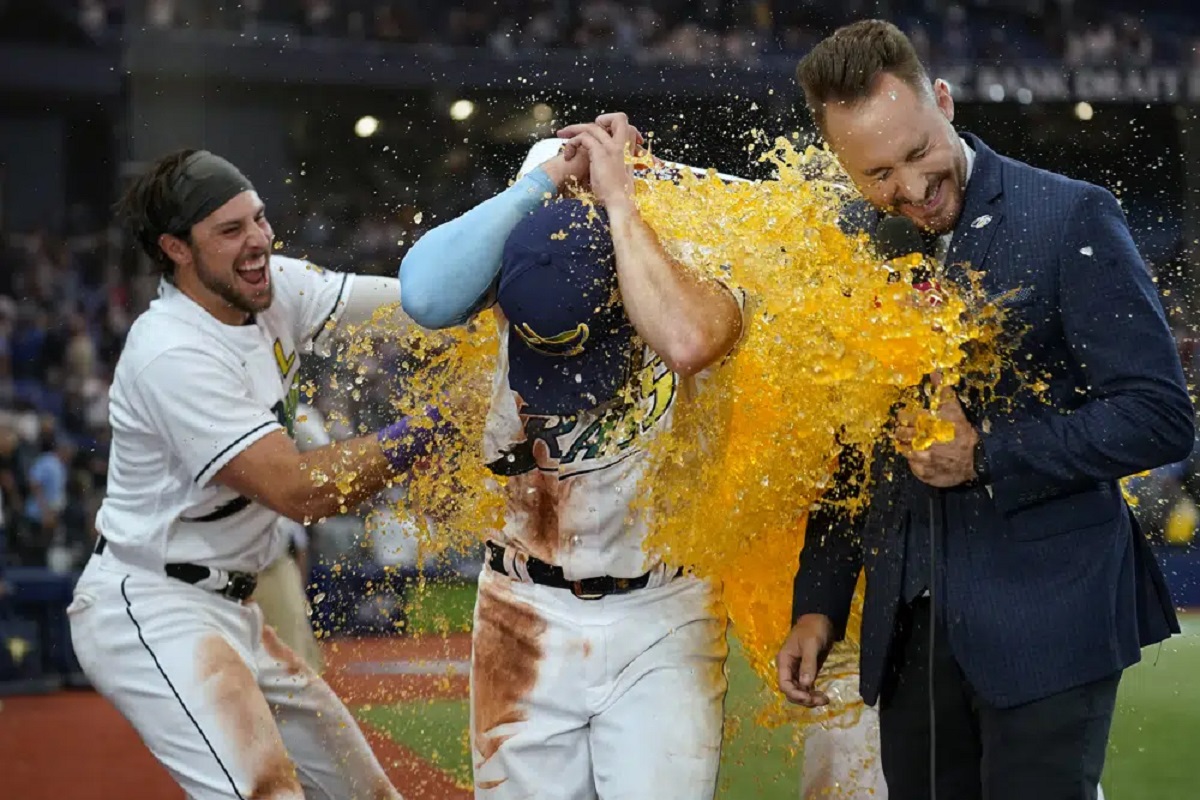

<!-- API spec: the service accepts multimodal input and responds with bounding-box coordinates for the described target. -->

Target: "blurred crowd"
[4,0,1190,66]
[0,224,135,574]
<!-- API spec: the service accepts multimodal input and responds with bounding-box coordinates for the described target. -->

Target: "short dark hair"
[795,19,932,132]
[114,149,198,280]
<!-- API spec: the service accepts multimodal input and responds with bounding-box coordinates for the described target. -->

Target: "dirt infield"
[358,721,474,799]
[2,691,182,800]
[0,634,474,800]
[329,634,475,798]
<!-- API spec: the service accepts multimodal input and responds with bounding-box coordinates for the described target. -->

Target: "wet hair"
[114,149,199,280]
[795,19,933,133]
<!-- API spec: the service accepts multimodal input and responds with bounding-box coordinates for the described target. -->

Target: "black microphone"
[875,215,926,262]
[875,215,936,288]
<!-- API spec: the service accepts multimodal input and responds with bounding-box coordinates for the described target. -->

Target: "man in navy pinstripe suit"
[774,19,1194,800]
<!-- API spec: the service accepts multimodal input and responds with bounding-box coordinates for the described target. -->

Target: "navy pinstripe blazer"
[791,133,1193,709]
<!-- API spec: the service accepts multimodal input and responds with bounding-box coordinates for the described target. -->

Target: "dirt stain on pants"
[470,576,548,767]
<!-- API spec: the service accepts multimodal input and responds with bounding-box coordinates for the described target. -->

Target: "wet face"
[821,73,968,235]
[163,191,274,323]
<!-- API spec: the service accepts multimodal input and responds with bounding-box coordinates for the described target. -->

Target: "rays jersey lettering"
[487,354,675,478]
[482,317,702,580]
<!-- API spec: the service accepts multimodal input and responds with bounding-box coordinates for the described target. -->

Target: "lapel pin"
[1080,246,1094,256]
[971,214,993,229]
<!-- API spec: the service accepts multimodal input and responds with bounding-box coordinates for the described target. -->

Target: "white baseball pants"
[68,554,401,800]
[799,678,888,799]
[469,565,728,800]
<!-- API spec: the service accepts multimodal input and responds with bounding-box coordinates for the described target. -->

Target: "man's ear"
[932,78,956,123]
[158,232,191,268]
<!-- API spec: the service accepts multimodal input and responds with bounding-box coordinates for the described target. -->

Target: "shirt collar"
[932,137,976,255]
[961,135,976,186]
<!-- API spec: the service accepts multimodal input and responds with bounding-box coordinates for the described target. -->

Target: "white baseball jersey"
[482,293,743,581]
[95,255,354,574]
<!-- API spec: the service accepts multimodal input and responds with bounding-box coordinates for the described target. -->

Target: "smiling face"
[160,190,274,324]
[821,73,968,235]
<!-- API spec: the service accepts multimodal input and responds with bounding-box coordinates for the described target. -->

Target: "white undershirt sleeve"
[312,274,409,355]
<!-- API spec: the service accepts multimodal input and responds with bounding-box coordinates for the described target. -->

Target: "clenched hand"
[895,377,980,488]
[556,112,644,212]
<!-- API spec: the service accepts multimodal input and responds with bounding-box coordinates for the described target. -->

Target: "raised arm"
[334,274,403,328]
[559,114,742,375]
[398,154,586,329]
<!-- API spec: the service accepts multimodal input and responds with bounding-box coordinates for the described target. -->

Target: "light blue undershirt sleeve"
[398,167,557,329]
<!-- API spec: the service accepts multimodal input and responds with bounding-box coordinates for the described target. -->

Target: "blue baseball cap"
[498,199,639,416]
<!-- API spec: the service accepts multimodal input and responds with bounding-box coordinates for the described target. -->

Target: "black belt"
[485,540,680,600]
[93,535,259,602]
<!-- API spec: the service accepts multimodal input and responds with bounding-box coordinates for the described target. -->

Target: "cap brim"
[506,333,636,416]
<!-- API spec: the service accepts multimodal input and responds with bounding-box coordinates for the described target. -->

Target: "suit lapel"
[945,133,1005,280]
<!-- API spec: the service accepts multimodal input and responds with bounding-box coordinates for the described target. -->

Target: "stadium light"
[450,99,476,121]
[1075,102,1094,121]
[354,115,380,138]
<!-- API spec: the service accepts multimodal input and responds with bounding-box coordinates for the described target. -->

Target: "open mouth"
[905,178,945,220]
[236,255,269,287]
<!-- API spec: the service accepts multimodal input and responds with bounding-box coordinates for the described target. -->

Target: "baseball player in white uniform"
[400,114,744,799]
[67,149,446,800]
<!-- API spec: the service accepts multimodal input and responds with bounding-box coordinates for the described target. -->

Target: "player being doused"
[400,113,744,799]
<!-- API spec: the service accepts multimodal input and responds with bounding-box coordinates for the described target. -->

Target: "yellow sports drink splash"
[325,135,1006,742]
[627,135,1005,730]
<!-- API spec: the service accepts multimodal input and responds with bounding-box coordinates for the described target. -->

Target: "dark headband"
[165,150,255,233]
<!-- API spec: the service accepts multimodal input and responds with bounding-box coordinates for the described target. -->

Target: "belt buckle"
[222,572,258,601]
[570,580,606,601]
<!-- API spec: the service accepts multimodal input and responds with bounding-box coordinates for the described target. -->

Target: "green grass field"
[361,581,1200,799]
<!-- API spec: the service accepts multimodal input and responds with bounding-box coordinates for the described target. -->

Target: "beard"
[903,169,962,237]
[192,246,273,316]
[929,149,971,234]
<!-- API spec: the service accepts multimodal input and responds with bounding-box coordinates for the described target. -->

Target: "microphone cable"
[929,491,939,800]
[874,213,942,799]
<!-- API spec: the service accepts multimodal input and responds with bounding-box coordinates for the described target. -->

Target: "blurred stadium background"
[2,0,1200,797]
